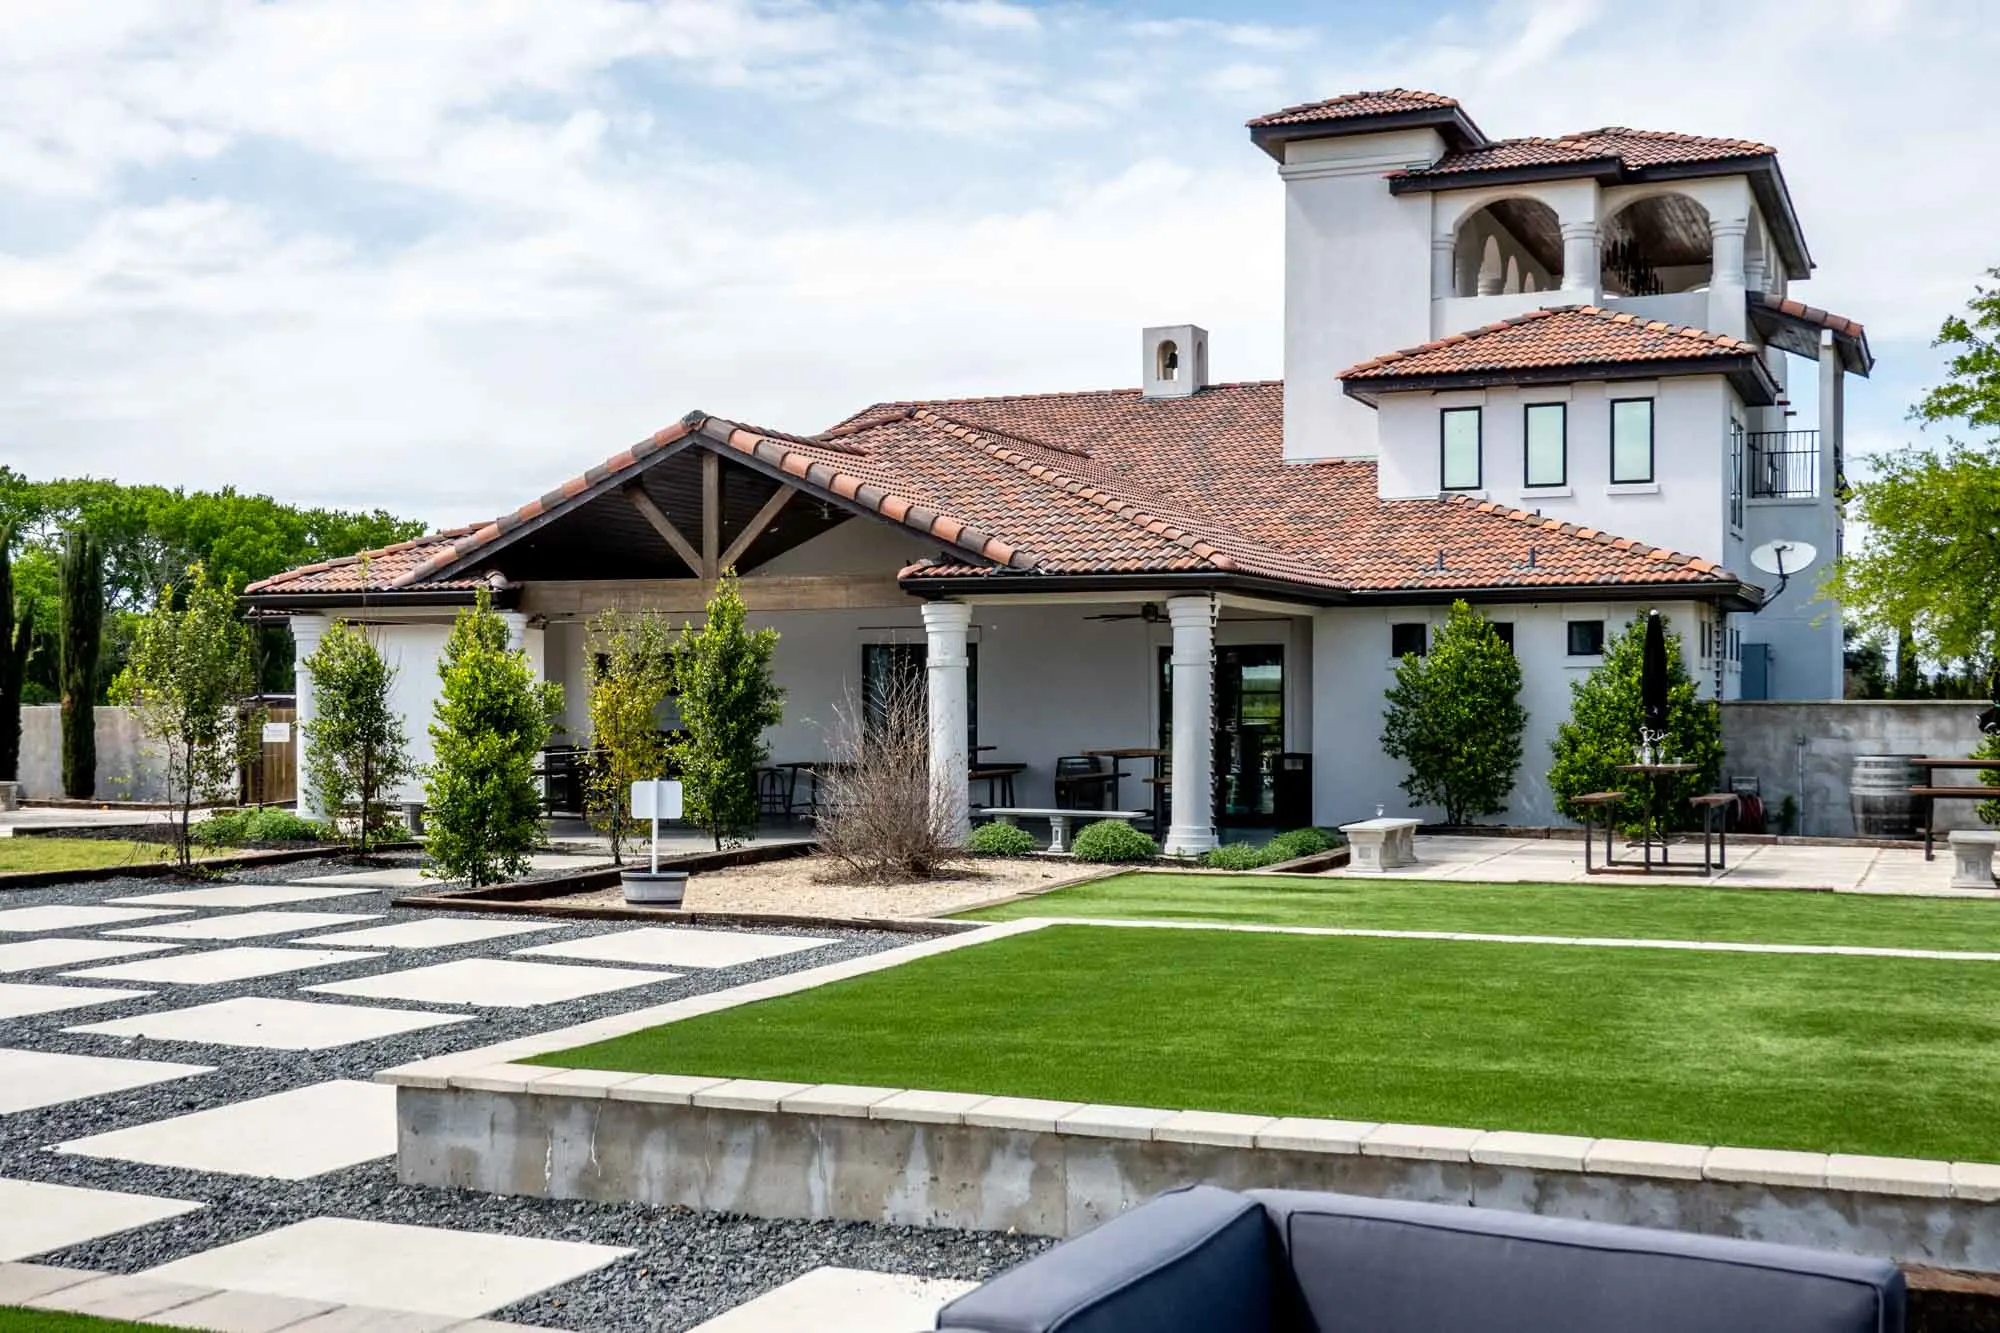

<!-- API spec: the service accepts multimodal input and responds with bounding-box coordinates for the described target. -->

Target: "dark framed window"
[1391,622,1428,658]
[1492,621,1515,653]
[1440,407,1481,491]
[1610,398,1655,484]
[1727,419,1745,528]
[1567,619,1606,656]
[1524,402,1566,487]
[861,642,977,750]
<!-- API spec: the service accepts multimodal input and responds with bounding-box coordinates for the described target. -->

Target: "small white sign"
[261,721,293,744]
[630,779,683,821]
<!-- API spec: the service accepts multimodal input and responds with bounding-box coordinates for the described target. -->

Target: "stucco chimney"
[1142,324,1209,399]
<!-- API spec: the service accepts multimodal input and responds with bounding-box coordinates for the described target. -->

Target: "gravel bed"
[1,859,1043,1329]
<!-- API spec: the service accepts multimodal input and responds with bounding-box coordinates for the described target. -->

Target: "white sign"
[630,779,683,821]
[261,721,293,744]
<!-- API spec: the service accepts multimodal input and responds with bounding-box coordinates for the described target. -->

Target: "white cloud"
[0,0,1993,528]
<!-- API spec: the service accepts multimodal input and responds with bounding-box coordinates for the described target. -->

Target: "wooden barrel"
[1850,755,1921,838]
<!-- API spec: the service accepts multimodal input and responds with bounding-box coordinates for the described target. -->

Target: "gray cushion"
[1251,1190,1903,1333]
[936,1185,1277,1333]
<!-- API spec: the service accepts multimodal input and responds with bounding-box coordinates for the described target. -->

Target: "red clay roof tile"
[1247,89,1459,127]
[1341,305,1755,381]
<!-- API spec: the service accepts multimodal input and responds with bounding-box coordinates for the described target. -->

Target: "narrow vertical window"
[1441,407,1481,491]
[1610,398,1655,484]
[1524,403,1566,487]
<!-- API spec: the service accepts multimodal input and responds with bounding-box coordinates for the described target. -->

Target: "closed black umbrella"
[1641,611,1670,752]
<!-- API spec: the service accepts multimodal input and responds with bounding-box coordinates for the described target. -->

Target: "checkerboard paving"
[107,910,382,942]
[0,981,153,1019]
[304,958,677,1008]
[0,1180,203,1262]
[0,1048,213,1115]
[56,1080,398,1180]
[62,946,384,986]
[67,995,471,1050]
[514,927,835,970]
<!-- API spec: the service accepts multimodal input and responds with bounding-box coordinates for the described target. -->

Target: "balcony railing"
[1746,430,1820,500]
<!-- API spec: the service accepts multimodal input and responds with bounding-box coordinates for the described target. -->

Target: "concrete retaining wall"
[395,1083,2000,1271]
[13,705,172,802]
[1720,701,1993,838]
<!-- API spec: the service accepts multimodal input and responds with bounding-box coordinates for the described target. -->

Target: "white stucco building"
[246,89,1872,843]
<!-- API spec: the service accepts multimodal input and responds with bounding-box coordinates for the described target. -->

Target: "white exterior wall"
[1279,128,1445,461]
[1311,599,1717,828]
[1372,375,1739,564]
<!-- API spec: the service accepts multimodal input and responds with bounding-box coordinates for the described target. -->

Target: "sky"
[1,0,1993,529]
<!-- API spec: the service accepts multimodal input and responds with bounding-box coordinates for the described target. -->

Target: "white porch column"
[499,611,529,653]
[1707,217,1750,338]
[289,614,330,818]
[1431,234,1457,301]
[921,600,972,846]
[1559,220,1600,297]
[1164,595,1217,856]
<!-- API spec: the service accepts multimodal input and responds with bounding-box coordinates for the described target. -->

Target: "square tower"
[1142,324,1209,399]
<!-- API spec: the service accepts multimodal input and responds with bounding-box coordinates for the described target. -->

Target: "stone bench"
[1948,829,2000,891]
[1338,817,1420,873]
[980,808,1150,855]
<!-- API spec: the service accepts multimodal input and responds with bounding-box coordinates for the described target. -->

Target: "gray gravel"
[1,857,1050,1329]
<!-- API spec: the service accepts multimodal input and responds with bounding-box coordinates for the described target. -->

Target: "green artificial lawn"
[0,1308,186,1332]
[539,922,2000,1162]
[959,870,2000,954]
[0,838,179,876]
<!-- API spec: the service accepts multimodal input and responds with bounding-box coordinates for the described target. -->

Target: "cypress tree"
[59,531,103,799]
[0,525,33,783]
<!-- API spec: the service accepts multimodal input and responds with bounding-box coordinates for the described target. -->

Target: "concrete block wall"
[1719,701,1993,838]
[11,705,172,802]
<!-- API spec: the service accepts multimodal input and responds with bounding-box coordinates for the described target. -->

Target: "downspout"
[1795,734,1808,837]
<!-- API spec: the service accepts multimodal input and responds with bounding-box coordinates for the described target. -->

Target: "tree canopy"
[1824,268,2000,677]
[0,469,424,703]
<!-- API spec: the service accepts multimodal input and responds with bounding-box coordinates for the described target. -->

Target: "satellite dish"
[1748,539,1817,601]
[1749,539,1817,577]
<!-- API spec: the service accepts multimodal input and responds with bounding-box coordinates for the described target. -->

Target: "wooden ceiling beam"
[621,482,702,574]
[720,484,797,573]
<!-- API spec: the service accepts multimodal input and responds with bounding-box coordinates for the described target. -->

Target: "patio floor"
[1330,834,1984,896]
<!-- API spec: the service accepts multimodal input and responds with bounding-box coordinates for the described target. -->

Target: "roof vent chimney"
[1142,324,1209,399]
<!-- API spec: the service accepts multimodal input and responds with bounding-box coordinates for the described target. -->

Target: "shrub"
[1200,841,1277,870]
[1977,726,2000,827]
[817,670,959,880]
[968,821,1037,856]
[59,530,103,799]
[1070,819,1157,863]
[1548,613,1723,830]
[302,620,413,851]
[423,588,562,886]
[192,807,332,847]
[583,610,673,863]
[0,523,33,784]
[1266,826,1338,861]
[667,572,784,850]
[1381,600,1526,824]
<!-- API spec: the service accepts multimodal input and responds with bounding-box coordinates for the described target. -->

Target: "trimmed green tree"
[584,609,674,863]
[59,530,103,798]
[423,590,562,885]
[666,572,783,850]
[0,524,33,782]
[302,620,413,851]
[1548,612,1723,829]
[1380,601,1526,825]
[112,563,262,867]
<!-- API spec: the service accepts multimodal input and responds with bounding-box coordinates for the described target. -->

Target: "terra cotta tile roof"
[1245,89,1460,128]
[247,380,1746,602]
[1398,127,1775,180]
[1340,305,1757,381]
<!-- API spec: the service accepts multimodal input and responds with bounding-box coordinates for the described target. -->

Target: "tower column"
[1708,217,1750,338]
[921,601,972,847]
[1164,595,1217,857]
[1560,220,1600,297]
[1431,234,1458,300]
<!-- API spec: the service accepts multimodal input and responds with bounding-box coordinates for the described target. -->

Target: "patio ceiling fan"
[1085,602,1166,624]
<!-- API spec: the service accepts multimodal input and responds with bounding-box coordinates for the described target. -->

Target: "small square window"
[1440,407,1481,491]
[1492,621,1515,653]
[1610,398,1655,484]
[1524,403,1566,488]
[1567,620,1606,656]
[1391,622,1428,658]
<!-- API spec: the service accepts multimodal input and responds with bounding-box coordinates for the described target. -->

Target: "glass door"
[1158,644,1284,827]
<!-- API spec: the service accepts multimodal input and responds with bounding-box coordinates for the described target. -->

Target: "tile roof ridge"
[1245,88,1458,126]
[1442,494,1733,580]
[825,379,1283,431]
[913,407,1093,459]
[702,416,1040,572]
[906,408,1247,573]
[1578,126,1777,152]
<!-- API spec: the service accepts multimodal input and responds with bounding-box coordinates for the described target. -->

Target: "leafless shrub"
[815,672,958,881]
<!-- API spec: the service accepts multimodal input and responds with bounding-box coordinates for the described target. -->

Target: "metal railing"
[1746,430,1820,499]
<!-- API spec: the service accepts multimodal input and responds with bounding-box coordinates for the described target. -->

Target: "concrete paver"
[306,958,676,1008]
[685,1267,977,1333]
[0,1047,213,1114]
[0,1179,203,1261]
[57,1080,396,1180]
[64,946,383,986]
[69,996,469,1051]
[514,927,835,970]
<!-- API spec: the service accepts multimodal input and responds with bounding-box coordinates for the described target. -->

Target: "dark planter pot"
[622,870,688,907]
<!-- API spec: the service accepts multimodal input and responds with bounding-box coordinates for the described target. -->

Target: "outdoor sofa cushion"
[935,1185,1904,1333]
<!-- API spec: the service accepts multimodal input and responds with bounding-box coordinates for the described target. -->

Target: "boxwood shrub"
[967,821,1038,856]
[1200,842,1279,870]
[1265,827,1339,862]
[1070,819,1158,863]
